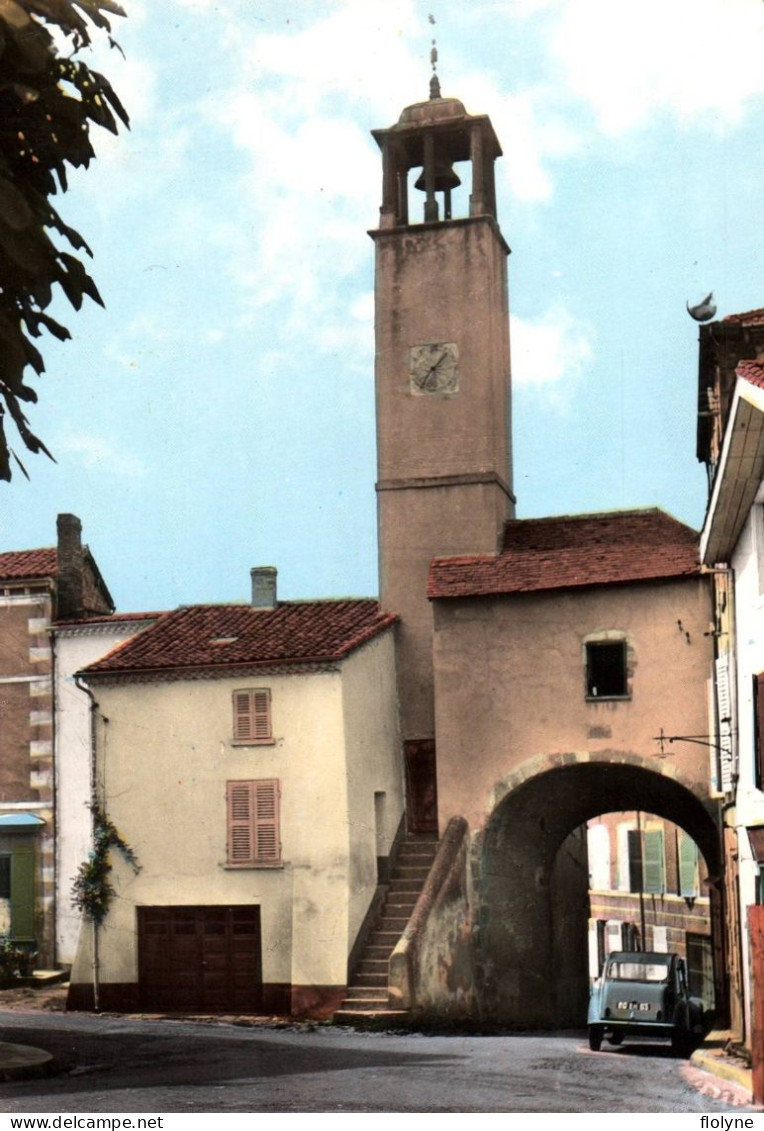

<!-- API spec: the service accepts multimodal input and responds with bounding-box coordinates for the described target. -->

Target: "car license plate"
[617,1001,651,1011]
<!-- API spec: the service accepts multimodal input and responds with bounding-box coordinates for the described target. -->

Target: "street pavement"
[0,1010,758,1113]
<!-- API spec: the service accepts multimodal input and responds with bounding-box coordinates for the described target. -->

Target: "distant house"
[587,811,712,1009]
[67,571,402,1017]
[0,515,113,968]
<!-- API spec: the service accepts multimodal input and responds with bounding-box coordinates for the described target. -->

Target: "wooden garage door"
[138,905,262,1013]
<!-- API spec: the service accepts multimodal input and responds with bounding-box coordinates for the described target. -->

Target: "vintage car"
[588,951,704,1054]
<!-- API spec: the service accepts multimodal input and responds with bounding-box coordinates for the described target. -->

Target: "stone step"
[355,958,389,976]
[343,985,389,1001]
[387,878,426,893]
[376,917,409,932]
[354,972,388,988]
[365,945,394,961]
[393,850,436,868]
[392,865,432,880]
[384,906,416,920]
[368,931,401,948]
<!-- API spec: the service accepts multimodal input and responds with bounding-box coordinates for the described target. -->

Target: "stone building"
[68,577,404,1015]
[365,83,721,1026]
[0,515,113,967]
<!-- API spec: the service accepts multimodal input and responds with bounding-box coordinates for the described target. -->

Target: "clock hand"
[424,349,448,389]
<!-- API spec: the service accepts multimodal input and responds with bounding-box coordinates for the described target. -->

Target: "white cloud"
[549,0,764,134]
[55,433,147,478]
[511,305,595,400]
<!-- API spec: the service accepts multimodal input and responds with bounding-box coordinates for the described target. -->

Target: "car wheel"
[608,1031,623,1046]
[671,1030,691,1057]
[589,1026,603,1051]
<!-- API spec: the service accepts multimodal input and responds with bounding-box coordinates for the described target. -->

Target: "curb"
[0,1041,55,1082]
[690,1030,753,1098]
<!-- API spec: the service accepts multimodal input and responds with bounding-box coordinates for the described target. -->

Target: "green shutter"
[678,832,699,897]
[10,846,36,940]
[643,830,665,894]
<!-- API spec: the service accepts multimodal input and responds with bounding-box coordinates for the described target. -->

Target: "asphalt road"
[0,1012,757,1113]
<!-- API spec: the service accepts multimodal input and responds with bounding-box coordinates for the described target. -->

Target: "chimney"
[251,566,277,609]
[56,513,84,620]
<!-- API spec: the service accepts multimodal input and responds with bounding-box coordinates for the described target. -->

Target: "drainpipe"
[75,675,101,1013]
[637,810,647,949]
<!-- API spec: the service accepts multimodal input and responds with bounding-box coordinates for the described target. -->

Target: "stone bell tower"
[370,77,515,830]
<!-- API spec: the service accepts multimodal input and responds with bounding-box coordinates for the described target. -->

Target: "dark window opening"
[586,641,627,698]
[0,856,9,899]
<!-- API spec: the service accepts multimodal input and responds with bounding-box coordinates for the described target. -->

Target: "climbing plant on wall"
[71,804,139,925]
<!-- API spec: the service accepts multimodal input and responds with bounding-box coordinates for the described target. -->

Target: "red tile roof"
[724,307,764,327]
[738,359,764,389]
[82,599,397,677]
[0,548,57,580]
[428,509,700,600]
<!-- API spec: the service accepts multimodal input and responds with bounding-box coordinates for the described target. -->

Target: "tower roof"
[397,96,468,127]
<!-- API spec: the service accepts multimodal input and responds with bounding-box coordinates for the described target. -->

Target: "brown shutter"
[253,690,271,742]
[254,779,280,864]
[756,674,764,791]
[233,692,254,742]
[227,780,281,866]
[227,781,254,864]
[232,689,272,743]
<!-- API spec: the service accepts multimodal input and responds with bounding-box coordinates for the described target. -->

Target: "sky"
[1,0,763,613]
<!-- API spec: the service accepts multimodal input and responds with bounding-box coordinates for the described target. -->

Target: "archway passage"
[476,760,722,1028]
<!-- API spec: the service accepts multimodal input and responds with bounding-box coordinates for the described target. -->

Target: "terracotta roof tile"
[82,599,397,677]
[738,359,764,389]
[724,307,764,327]
[0,547,57,580]
[428,509,700,599]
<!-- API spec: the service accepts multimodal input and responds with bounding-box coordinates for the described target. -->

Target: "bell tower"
[370,80,515,829]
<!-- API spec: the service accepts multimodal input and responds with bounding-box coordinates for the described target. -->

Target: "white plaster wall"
[730,500,764,1040]
[341,630,403,953]
[71,669,354,992]
[54,623,154,965]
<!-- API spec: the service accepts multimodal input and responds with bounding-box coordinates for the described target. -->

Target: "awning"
[0,812,45,829]
[746,827,764,863]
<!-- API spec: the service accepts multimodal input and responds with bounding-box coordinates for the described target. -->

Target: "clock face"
[409,341,459,395]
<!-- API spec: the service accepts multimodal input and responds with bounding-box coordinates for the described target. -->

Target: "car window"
[607,960,670,983]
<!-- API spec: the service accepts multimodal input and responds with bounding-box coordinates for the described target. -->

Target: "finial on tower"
[428,13,441,100]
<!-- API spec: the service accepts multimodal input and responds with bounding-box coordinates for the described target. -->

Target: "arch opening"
[475,761,722,1028]
[585,810,716,1016]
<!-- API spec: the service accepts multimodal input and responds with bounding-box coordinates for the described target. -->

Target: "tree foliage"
[0,0,128,480]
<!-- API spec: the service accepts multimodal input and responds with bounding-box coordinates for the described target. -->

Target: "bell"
[414,160,461,193]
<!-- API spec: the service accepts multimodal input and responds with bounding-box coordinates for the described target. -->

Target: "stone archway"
[473,753,722,1028]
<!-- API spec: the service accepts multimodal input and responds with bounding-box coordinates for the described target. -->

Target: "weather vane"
[428,13,441,99]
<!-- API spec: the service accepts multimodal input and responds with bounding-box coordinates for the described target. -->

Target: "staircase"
[333,833,438,1025]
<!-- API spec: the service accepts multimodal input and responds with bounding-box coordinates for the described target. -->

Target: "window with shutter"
[643,829,665,894]
[627,827,665,894]
[678,830,699,897]
[226,780,281,867]
[715,656,734,792]
[232,689,272,745]
[755,673,764,792]
[627,829,643,893]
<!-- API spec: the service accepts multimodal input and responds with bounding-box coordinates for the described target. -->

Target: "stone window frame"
[583,630,634,701]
